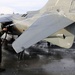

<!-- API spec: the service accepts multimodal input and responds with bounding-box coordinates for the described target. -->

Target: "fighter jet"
[0,0,75,54]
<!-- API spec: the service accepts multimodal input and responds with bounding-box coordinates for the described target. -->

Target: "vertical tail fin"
[55,0,72,12]
[40,0,57,13]
[40,0,72,14]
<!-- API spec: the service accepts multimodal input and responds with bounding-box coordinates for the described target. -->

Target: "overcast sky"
[0,0,48,14]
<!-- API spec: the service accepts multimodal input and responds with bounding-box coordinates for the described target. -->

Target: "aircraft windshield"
[70,0,75,12]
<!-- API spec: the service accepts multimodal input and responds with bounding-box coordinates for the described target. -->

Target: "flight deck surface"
[1,43,75,75]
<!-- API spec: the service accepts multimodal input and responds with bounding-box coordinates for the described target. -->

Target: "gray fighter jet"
[0,0,75,54]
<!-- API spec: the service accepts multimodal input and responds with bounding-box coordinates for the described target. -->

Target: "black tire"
[47,42,50,47]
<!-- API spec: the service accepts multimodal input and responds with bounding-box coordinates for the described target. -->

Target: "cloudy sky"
[0,0,48,14]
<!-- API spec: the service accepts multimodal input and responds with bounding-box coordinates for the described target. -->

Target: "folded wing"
[12,13,74,53]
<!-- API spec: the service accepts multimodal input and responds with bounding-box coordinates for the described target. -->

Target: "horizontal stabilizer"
[44,29,74,48]
[12,13,73,53]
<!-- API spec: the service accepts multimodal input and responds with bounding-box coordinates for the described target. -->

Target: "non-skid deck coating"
[1,43,75,75]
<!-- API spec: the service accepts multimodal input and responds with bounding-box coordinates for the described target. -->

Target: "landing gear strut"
[47,42,51,48]
[18,50,25,60]
[17,47,30,60]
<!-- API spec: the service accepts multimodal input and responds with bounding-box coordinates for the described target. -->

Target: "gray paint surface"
[12,13,73,53]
